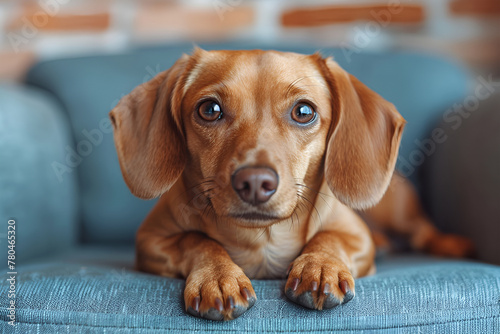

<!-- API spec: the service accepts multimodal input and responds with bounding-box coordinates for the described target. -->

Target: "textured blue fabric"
[24,43,469,243]
[0,85,78,265]
[0,250,498,333]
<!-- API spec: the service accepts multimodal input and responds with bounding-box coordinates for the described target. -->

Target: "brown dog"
[110,49,473,321]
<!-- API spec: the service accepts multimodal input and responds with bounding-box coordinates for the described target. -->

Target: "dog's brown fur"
[110,49,473,320]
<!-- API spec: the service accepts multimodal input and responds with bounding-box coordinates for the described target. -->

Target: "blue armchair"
[1,43,499,333]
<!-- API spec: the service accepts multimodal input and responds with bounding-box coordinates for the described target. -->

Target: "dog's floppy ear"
[319,57,405,209]
[109,55,192,199]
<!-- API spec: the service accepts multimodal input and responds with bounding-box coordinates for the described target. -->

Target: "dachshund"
[110,48,473,321]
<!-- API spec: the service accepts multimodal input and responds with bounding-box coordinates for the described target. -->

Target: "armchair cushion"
[0,85,78,264]
[1,248,498,333]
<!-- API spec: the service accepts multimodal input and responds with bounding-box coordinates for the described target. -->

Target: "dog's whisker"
[173,177,217,207]
[186,182,219,203]
[295,182,334,213]
[286,75,326,97]
[295,195,307,215]
[199,187,217,198]
[207,200,217,222]
[182,185,220,216]
[294,209,300,229]
[297,193,323,228]
[294,180,334,199]
[201,200,212,219]
[288,205,301,232]
[289,208,296,231]
[293,84,329,91]
[287,206,295,231]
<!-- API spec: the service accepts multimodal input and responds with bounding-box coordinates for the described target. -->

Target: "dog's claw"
[242,288,257,308]
[242,288,250,301]
[339,280,350,294]
[187,306,200,317]
[214,298,223,312]
[187,295,255,321]
[184,266,257,321]
[225,296,235,309]
[192,296,200,312]
[285,253,355,310]
[340,280,354,303]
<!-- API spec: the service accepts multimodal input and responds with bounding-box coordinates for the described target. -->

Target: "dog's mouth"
[229,212,281,222]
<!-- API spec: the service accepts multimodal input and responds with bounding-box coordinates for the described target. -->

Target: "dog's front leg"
[285,229,375,310]
[136,231,256,321]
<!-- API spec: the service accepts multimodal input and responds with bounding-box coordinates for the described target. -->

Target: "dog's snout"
[231,167,278,205]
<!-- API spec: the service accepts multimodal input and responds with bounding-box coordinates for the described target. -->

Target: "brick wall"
[0,0,498,81]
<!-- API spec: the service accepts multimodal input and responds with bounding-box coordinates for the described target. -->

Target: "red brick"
[281,4,425,27]
[134,3,254,39]
[450,0,500,16]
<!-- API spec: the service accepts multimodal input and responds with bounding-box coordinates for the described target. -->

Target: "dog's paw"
[425,233,475,258]
[285,253,355,310]
[184,263,256,321]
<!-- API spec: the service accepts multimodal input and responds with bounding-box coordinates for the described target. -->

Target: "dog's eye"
[291,103,316,124]
[198,101,223,122]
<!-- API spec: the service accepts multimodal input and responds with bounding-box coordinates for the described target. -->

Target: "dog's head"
[110,49,405,227]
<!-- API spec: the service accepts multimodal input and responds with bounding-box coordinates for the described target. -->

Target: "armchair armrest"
[424,90,500,265]
[0,85,79,266]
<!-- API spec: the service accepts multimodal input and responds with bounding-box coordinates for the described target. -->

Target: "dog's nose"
[231,167,279,205]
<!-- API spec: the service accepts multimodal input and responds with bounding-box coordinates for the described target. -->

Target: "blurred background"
[1,3,500,331]
[0,0,499,81]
